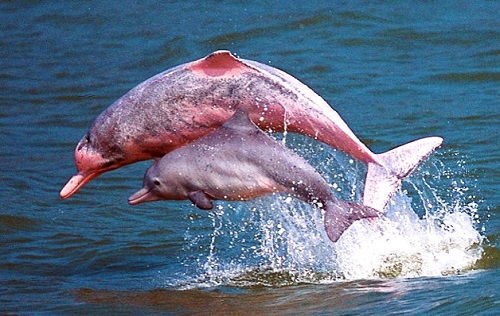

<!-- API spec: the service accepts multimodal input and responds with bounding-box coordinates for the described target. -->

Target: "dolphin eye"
[77,134,91,151]
[153,179,161,186]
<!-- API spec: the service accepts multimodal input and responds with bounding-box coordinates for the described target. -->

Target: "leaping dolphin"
[61,50,442,211]
[128,109,380,242]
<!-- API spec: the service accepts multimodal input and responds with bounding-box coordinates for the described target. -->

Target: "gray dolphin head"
[128,162,177,205]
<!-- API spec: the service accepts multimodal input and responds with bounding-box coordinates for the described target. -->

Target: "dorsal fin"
[187,50,249,77]
[221,108,260,133]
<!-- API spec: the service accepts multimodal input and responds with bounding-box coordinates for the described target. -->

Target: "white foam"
[334,192,483,279]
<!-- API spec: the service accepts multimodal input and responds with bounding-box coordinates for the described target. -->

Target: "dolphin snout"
[128,187,155,205]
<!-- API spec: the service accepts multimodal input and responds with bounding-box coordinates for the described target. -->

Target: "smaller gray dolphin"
[129,109,379,242]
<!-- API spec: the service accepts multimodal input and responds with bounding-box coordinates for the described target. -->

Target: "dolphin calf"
[61,50,442,211]
[128,109,380,242]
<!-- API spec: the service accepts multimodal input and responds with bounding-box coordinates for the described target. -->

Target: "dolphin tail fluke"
[363,137,443,212]
[323,201,380,242]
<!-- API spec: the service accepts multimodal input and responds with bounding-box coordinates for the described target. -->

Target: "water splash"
[170,140,484,289]
[335,192,483,279]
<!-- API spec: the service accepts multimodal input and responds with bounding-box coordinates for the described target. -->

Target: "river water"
[1,1,498,315]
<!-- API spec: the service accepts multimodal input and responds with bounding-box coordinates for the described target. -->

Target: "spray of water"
[170,138,484,289]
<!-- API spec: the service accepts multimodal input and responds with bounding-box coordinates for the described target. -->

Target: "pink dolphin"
[61,50,442,211]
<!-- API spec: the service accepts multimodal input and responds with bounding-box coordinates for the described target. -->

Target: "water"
[1,0,498,314]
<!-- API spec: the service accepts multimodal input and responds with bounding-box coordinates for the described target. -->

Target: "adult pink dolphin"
[61,50,442,211]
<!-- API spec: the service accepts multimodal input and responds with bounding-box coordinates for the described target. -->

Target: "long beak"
[128,187,155,205]
[60,171,100,199]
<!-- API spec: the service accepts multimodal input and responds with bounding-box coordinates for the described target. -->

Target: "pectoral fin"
[188,191,214,210]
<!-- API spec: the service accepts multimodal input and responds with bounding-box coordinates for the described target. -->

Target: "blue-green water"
[1,1,498,314]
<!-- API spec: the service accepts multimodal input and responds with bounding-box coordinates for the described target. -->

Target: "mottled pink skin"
[61,50,381,199]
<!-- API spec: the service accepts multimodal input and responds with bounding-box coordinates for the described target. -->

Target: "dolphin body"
[129,109,380,242]
[61,50,442,211]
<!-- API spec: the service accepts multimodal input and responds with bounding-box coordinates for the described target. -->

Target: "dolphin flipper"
[363,137,443,212]
[188,191,214,210]
[323,201,380,242]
